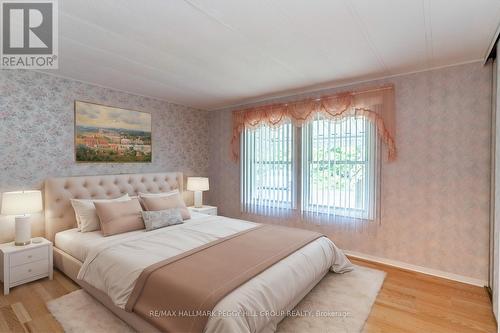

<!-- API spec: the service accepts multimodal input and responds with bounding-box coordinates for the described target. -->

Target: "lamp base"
[194,191,203,208]
[15,215,31,246]
[15,240,31,246]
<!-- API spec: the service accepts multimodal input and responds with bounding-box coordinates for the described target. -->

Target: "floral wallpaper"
[207,62,492,282]
[0,63,492,282]
[0,70,209,242]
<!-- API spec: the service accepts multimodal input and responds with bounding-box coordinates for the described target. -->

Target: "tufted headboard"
[44,172,183,242]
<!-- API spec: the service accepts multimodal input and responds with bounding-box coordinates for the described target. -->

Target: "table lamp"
[1,190,43,246]
[187,177,209,208]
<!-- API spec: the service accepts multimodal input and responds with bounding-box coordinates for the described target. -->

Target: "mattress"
[55,213,353,333]
[76,213,353,333]
[54,212,207,262]
[55,228,138,262]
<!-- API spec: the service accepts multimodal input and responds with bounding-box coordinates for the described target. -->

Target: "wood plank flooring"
[0,259,496,332]
[352,258,498,333]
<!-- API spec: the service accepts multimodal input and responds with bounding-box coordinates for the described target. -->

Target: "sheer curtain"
[301,113,380,226]
[241,123,296,217]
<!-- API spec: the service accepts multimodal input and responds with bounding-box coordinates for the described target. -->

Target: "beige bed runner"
[125,224,324,333]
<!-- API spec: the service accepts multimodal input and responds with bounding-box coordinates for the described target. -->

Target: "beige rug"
[47,265,385,333]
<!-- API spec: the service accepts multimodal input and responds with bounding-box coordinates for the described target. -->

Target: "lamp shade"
[1,190,43,215]
[187,177,209,192]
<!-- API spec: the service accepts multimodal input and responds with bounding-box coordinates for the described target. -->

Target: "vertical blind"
[302,114,379,223]
[242,113,380,224]
[241,123,295,216]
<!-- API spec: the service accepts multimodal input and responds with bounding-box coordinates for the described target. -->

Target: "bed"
[45,172,352,333]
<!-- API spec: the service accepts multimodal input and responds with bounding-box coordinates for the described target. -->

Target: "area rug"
[47,265,385,333]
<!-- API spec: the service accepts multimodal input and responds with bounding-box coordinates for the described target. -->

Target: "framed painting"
[75,101,152,163]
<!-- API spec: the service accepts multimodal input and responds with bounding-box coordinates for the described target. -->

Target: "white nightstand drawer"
[10,247,48,266]
[1,238,53,295]
[189,206,218,216]
[197,208,217,215]
[10,259,49,283]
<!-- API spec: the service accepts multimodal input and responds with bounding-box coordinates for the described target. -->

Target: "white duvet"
[77,213,353,333]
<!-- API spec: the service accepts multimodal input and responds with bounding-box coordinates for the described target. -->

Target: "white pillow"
[71,194,130,232]
[138,190,179,198]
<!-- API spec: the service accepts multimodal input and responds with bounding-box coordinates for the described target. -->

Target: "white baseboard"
[344,250,488,287]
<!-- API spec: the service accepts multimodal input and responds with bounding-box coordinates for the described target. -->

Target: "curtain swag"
[230,84,396,162]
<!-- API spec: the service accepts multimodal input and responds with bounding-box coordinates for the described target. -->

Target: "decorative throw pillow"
[141,208,183,231]
[71,194,130,232]
[141,193,191,220]
[94,199,145,236]
[137,190,178,209]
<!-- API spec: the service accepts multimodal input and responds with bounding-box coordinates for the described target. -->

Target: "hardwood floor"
[0,259,496,332]
[0,270,78,332]
[352,258,498,333]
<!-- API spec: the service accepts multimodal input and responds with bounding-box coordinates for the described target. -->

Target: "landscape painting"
[75,101,152,163]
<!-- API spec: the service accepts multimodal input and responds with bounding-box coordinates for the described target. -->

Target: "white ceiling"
[43,0,500,110]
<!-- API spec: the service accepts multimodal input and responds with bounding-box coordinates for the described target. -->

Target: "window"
[302,114,378,220]
[241,114,379,222]
[241,123,295,214]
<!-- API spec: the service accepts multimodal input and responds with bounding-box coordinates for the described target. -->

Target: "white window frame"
[240,123,297,212]
[240,115,380,222]
[301,116,379,220]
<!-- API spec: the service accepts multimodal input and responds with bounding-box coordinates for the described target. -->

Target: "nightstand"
[0,238,53,295]
[188,205,218,216]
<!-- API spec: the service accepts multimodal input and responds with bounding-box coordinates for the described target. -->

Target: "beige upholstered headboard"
[44,172,183,242]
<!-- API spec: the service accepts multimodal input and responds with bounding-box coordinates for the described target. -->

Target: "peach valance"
[231,85,396,162]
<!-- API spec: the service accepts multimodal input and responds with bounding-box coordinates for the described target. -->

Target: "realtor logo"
[1,0,58,69]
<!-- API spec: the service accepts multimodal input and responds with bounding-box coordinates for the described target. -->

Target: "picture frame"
[74,101,152,163]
